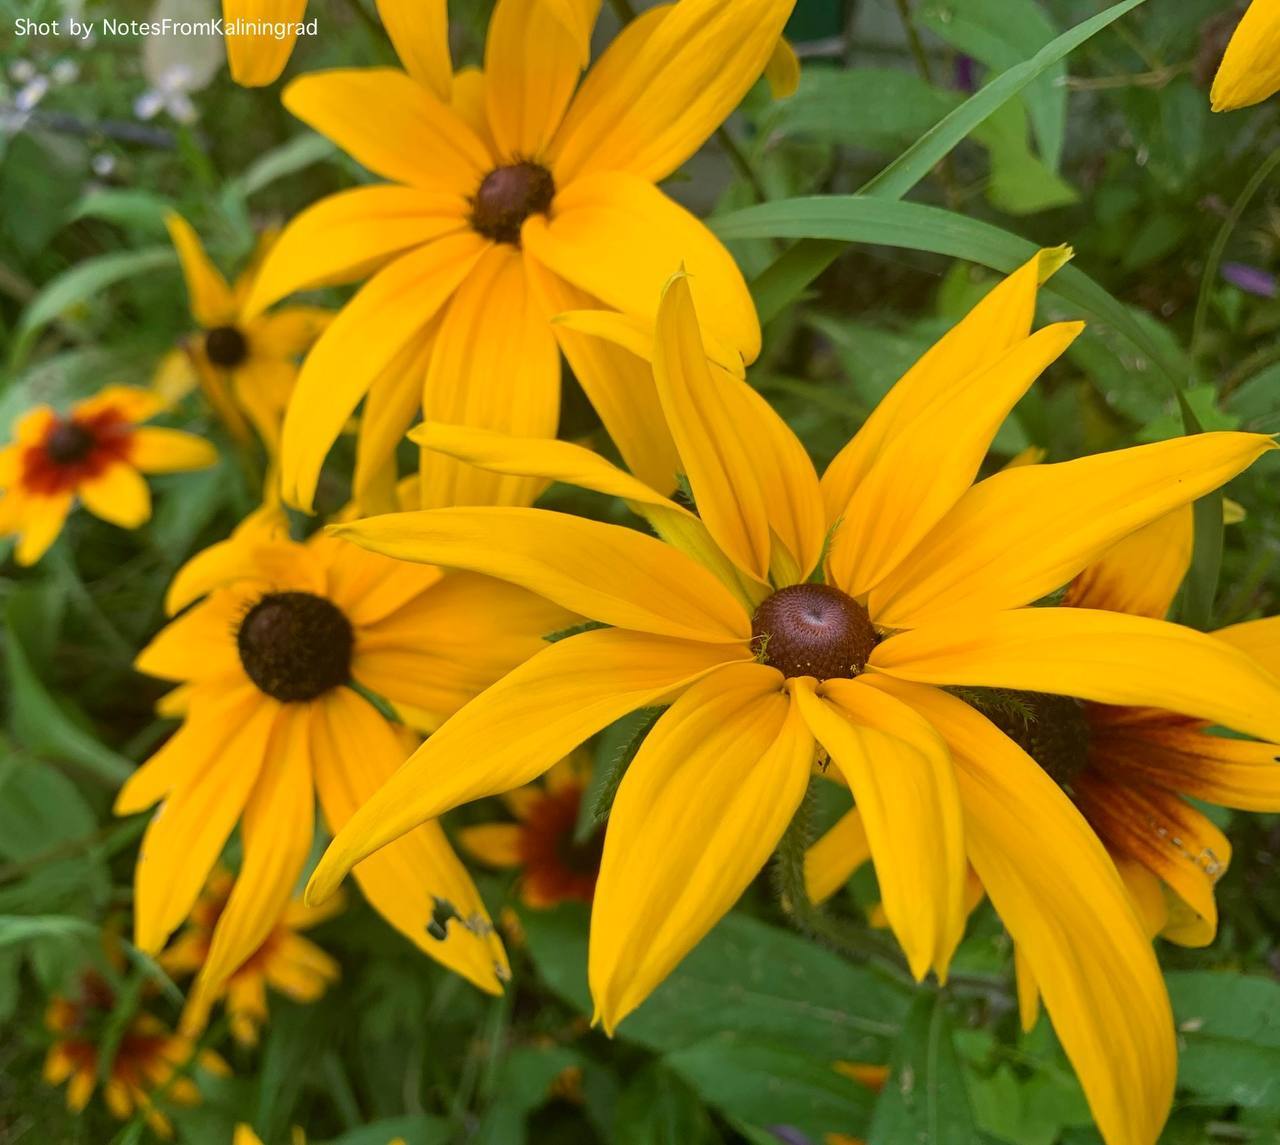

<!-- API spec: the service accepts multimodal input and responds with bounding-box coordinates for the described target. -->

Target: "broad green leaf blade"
[868,992,977,1145]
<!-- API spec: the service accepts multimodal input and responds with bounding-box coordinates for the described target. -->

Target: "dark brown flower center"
[969,690,1092,790]
[470,162,555,245]
[44,420,96,465]
[751,584,878,681]
[236,591,353,702]
[205,325,249,368]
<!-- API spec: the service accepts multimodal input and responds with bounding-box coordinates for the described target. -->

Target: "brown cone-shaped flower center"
[751,584,878,681]
[44,420,96,465]
[205,325,248,368]
[237,591,353,702]
[972,690,1092,789]
[471,162,555,245]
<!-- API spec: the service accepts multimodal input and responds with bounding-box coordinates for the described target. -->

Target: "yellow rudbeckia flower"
[162,215,329,452]
[243,0,792,512]
[161,868,344,1045]
[1211,0,1280,110]
[309,254,1280,1145]
[0,385,216,565]
[116,501,574,1032]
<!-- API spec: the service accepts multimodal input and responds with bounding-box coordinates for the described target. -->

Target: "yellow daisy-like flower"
[0,385,217,566]
[161,868,344,1045]
[115,501,574,1032]
[308,253,1280,1145]
[44,970,229,1138]
[242,0,792,512]
[162,214,328,452]
[458,752,603,908]
[1211,0,1280,111]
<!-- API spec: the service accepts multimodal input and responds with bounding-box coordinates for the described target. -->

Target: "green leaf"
[868,992,977,1145]
[319,1116,453,1145]
[472,1045,584,1145]
[919,0,1066,171]
[225,133,338,202]
[614,1063,715,1145]
[67,189,173,236]
[973,102,1078,216]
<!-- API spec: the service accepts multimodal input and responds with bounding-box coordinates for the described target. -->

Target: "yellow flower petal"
[135,593,246,682]
[420,245,560,509]
[765,37,800,98]
[869,432,1276,628]
[870,678,1175,1145]
[312,688,509,992]
[484,0,583,159]
[133,700,279,952]
[523,171,759,361]
[280,232,488,512]
[457,823,524,867]
[374,0,451,100]
[1215,613,1280,678]
[552,306,746,380]
[223,0,306,87]
[804,807,869,905]
[1211,0,1280,111]
[590,663,808,1031]
[550,0,794,184]
[243,186,469,318]
[1064,506,1192,619]
[306,628,748,906]
[130,428,218,474]
[181,705,314,1034]
[792,677,966,980]
[541,0,601,66]
[13,493,73,566]
[872,606,1280,743]
[245,306,330,359]
[78,463,151,529]
[283,69,492,193]
[821,248,1067,523]
[165,214,236,328]
[331,506,752,642]
[830,322,1083,597]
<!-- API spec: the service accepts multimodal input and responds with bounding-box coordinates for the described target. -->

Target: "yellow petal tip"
[1036,244,1074,283]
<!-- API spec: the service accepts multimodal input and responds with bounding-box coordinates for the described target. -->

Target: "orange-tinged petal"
[458,823,524,867]
[243,186,469,318]
[166,214,236,328]
[420,246,560,509]
[283,68,491,193]
[869,433,1275,628]
[78,463,151,529]
[306,629,748,905]
[375,0,451,99]
[331,506,752,642]
[873,606,1280,743]
[1211,0,1280,111]
[223,0,306,87]
[792,677,965,980]
[872,677,1175,1145]
[550,0,794,183]
[1064,506,1192,619]
[280,232,489,512]
[523,171,759,361]
[590,663,809,1031]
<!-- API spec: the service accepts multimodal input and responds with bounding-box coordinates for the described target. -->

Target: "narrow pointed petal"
[165,214,236,328]
[283,69,491,193]
[279,232,488,512]
[1211,0,1280,111]
[523,172,759,361]
[312,688,508,992]
[129,428,219,474]
[872,607,1280,743]
[765,37,800,98]
[331,506,752,642]
[375,0,451,99]
[590,664,808,1031]
[830,322,1083,596]
[243,186,469,317]
[1064,506,1192,619]
[306,630,747,905]
[869,433,1275,628]
[223,0,306,86]
[420,247,560,510]
[872,677,1175,1145]
[804,807,870,904]
[792,676,966,980]
[550,0,794,184]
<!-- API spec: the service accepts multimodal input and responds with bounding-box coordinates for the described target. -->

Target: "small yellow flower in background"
[308,254,1280,1145]
[44,970,229,1137]
[458,752,603,908]
[0,385,217,565]
[161,214,328,452]
[162,868,344,1045]
[243,0,793,513]
[235,1124,406,1145]
[115,500,574,1035]
[1211,0,1280,110]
